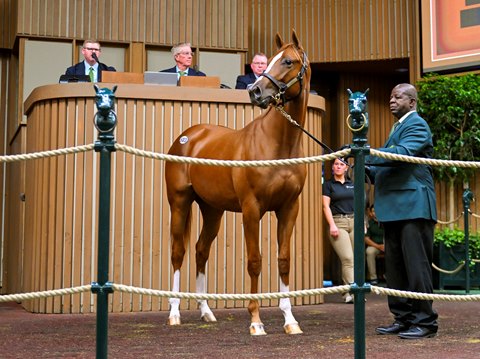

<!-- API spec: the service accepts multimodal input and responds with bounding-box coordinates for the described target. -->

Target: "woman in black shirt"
[322,158,355,303]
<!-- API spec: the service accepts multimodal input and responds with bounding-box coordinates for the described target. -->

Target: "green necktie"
[389,121,399,136]
[89,67,94,82]
[179,71,186,76]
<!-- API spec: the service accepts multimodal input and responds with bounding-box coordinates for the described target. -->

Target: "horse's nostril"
[248,86,262,100]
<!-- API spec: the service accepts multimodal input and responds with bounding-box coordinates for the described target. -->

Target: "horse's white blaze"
[255,50,284,84]
[169,270,181,318]
[279,281,298,326]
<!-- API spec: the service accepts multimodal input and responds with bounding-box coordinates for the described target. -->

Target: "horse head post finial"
[346,89,369,147]
[93,85,118,143]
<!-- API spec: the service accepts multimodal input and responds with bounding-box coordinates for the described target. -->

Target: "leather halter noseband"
[261,51,308,106]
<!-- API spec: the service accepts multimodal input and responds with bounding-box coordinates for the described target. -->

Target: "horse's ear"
[112,85,118,93]
[94,84,99,93]
[364,88,370,96]
[347,89,353,95]
[275,33,284,49]
[291,29,303,50]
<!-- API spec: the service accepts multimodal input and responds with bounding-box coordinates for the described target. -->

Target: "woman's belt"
[332,213,354,219]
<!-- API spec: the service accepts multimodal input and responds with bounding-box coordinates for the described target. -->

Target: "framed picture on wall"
[420,0,480,74]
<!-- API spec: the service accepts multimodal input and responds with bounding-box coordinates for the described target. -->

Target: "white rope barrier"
[2,283,480,304]
[0,285,92,302]
[114,143,349,167]
[0,144,95,163]
[1,144,480,307]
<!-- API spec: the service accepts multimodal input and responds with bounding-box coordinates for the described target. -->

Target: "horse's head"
[94,84,117,116]
[248,30,310,109]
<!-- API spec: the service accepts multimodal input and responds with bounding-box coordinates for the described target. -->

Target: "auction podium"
[178,76,221,88]
[20,83,325,314]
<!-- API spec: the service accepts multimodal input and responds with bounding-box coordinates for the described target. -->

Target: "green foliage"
[434,227,480,266]
[417,73,480,184]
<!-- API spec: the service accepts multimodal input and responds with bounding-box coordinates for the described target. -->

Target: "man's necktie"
[389,121,399,136]
[179,71,186,76]
[89,67,94,82]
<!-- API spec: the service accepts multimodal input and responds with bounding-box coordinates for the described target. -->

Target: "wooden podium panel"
[102,71,144,84]
[178,76,221,88]
[21,84,325,313]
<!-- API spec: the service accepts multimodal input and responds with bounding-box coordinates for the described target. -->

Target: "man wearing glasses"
[235,53,268,89]
[65,39,116,82]
[161,42,206,78]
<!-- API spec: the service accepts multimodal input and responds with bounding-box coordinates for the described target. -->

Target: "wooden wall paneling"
[44,100,56,313]
[53,99,67,313]
[82,99,97,314]
[159,100,173,312]
[111,98,126,313]
[249,0,415,63]
[22,117,34,311]
[3,129,26,296]
[140,99,154,311]
[121,98,135,312]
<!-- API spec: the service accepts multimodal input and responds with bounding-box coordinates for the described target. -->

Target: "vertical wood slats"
[11,0,249,50]
[249,0,415,63]
[21,84,325,313]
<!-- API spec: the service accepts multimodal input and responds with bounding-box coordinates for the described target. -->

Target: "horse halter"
[262,50,308,106]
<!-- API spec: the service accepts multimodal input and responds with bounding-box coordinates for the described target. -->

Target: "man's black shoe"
[398,326,437,339]
[375,322,409,335]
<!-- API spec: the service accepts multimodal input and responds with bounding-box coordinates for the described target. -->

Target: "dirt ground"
[1,289,480,358]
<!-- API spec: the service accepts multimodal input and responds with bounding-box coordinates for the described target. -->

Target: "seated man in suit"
[161,42,206,78]
[65,39,116,82]
[235,53,268,89]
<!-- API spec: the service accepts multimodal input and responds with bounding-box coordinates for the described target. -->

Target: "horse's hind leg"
[276,202,303,334]
[195,204,224,322]
[167,188,194,326]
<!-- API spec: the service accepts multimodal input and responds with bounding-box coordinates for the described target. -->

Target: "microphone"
[92,52,100,65]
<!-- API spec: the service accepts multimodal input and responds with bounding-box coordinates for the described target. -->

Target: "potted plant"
[434,227,480,289]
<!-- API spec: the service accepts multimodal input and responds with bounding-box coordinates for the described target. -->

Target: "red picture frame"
[421,0,480,73]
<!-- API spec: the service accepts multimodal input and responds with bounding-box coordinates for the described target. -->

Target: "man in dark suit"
[65,40,116,82]
[161,42,206,77]
[235,53,268,89]
[367,83,438,339]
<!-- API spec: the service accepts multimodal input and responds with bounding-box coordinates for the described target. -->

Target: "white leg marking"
[196,273,216,322]
[279,281,296,325]
[279,281,303,334]
[168,270,181,323]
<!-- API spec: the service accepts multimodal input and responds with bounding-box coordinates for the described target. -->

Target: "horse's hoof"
[249,322,267,336]
[201,312,217,322]
[167,316,181,326]
[284,323,303,335]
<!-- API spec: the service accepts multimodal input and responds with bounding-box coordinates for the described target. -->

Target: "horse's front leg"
[243,207,266,336]
[276,201,303,335]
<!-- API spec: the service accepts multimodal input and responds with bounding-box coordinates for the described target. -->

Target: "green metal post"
[346,89,371,359]
[91,86,118,359]
[462,189,474,294]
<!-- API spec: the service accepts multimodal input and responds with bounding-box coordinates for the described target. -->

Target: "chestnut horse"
[165,30,310,335]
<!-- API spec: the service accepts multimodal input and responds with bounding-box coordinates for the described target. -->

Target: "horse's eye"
[284,59,293,66]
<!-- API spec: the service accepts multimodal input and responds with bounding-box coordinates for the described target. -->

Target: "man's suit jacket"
[235,73,257,89]
[65,62,116,82]
[368,112,437,223]
[161,66,206,76]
